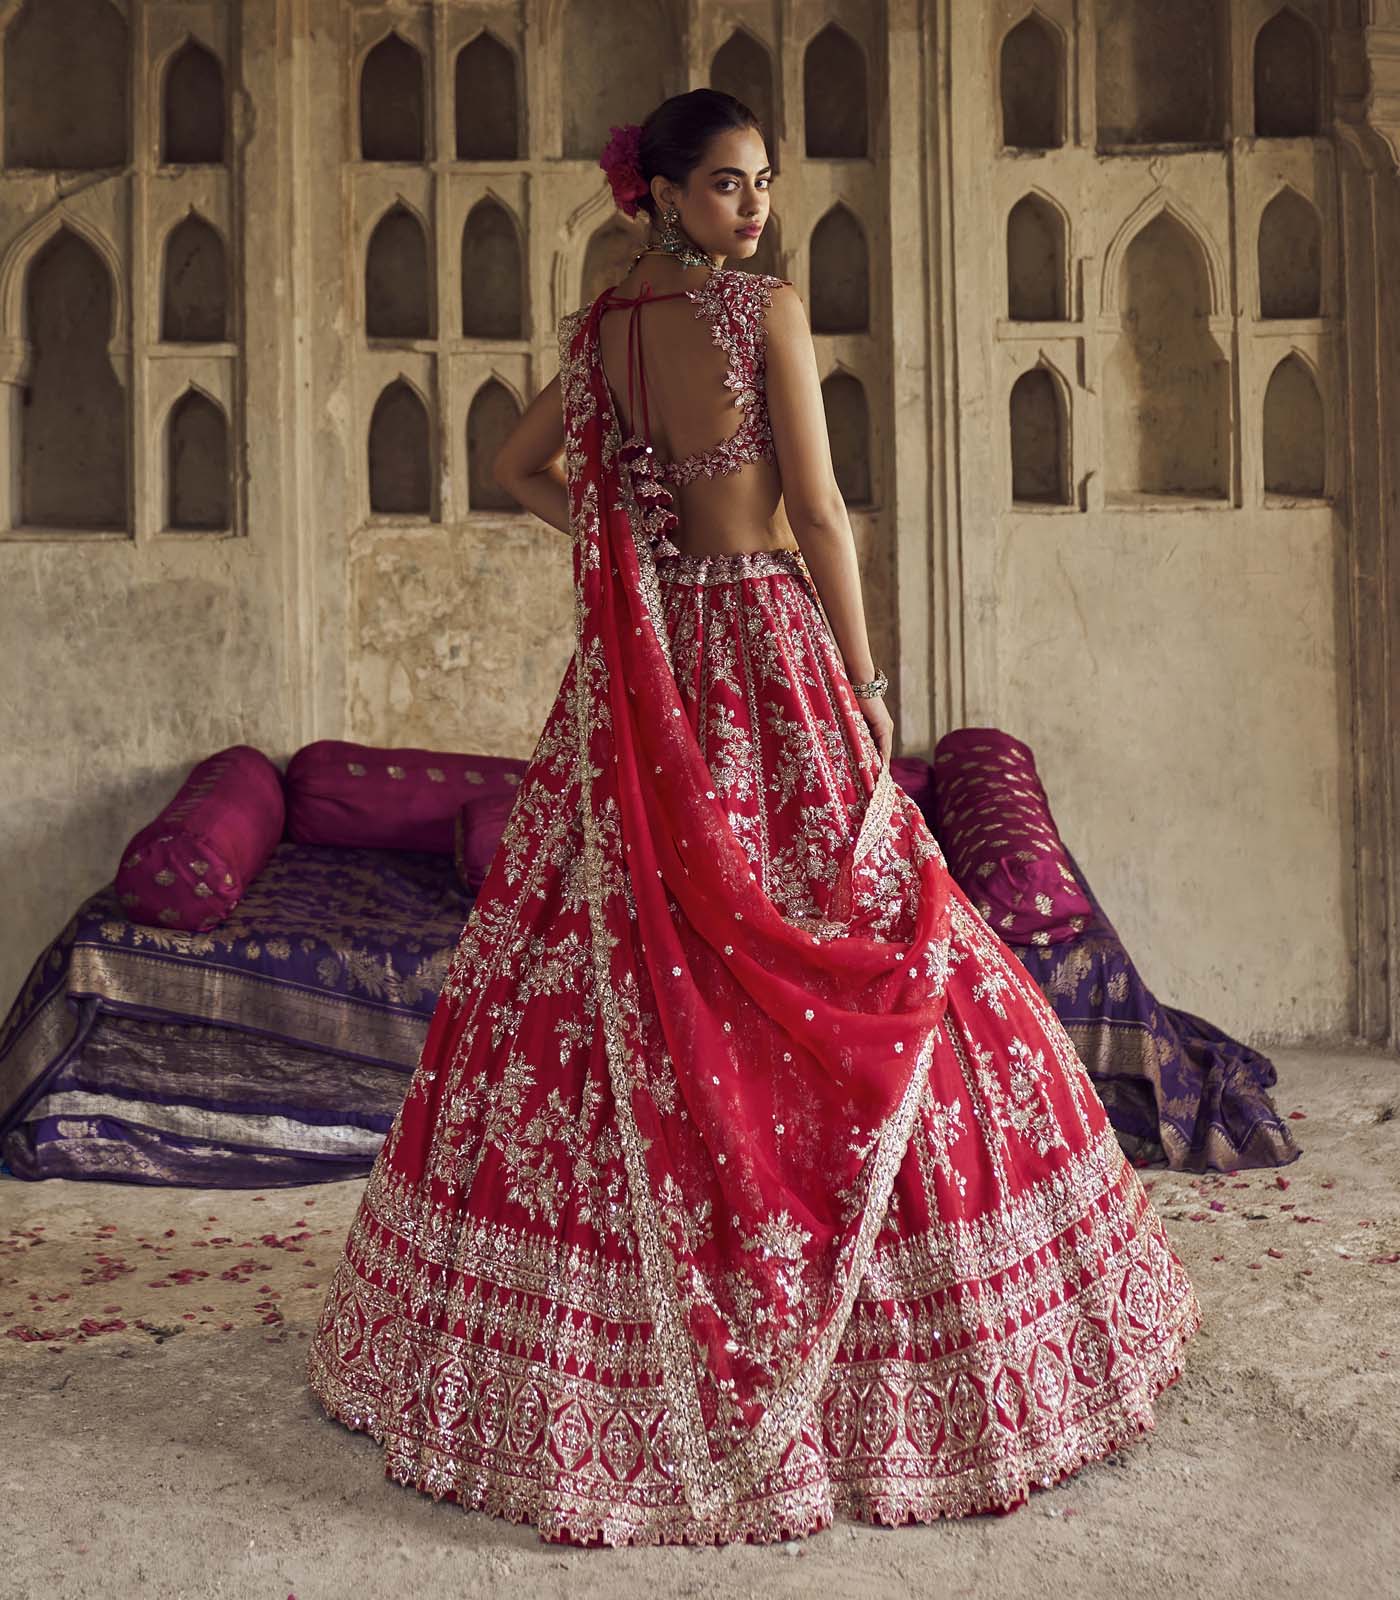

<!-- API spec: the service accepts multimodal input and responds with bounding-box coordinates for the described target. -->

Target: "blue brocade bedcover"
[0,837,1295,1185]
[0,844,473,1185]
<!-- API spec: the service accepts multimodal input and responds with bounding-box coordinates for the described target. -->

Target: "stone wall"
[1,0,1397,1047]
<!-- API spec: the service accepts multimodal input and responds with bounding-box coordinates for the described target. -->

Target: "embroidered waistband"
[654,547,807,586]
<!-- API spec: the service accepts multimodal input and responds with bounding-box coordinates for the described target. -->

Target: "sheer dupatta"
[555,288,955,1517]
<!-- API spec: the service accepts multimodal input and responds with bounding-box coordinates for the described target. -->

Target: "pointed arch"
[365,201,432,340]
[166,385,230,530]
[0,206,127,339]
[455,30,521,160]
[467,377,524,510]
[711,27,777,170]
[821,368,871,505]
[368,377,433,515]
[1254,7,1322,138]
[1258,186,1321,318]
[1100,191,1227,318]
[804,23,866,158]
[359,30,426,161]
[1000,9,1066,150]
[1007,190,1069,321]
[1010,362,1071,504]
[1103,210,1229,499]
[161,212,228,343]
[809,203,868,333]
[19,225,128,527]
[161,36,226,165]
[1263,351,1325,497]
[461,196,524,339]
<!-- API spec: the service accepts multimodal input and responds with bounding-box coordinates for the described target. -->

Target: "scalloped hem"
[307,1295,1201,1549]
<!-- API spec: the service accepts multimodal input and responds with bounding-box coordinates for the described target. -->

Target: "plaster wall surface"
[985,508,1349,1041]
[1,0,1396,1051]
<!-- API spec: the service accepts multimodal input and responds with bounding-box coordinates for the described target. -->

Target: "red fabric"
[932,728,1092,946]
[114,745,284,931]
[285,740,526,855]
[308,277,1198,1537]
[451,754,936,899]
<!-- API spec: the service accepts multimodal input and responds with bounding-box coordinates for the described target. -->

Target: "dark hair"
[635,89,765,222]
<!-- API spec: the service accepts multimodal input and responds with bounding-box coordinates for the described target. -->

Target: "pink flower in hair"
[599,122,648,219]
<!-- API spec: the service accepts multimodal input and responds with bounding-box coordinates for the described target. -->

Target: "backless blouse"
[598,267,793,488]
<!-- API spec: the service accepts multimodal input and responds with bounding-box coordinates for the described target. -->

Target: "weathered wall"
[2,0,1397,1050]
[0,4,303,1015]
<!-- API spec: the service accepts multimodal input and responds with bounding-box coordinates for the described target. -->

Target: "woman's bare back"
[597,261,799,557]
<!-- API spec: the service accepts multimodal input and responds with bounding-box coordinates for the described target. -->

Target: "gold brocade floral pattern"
[304,286,1201,1546]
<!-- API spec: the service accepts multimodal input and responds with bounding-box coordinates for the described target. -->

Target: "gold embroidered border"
[0,984,84,1125]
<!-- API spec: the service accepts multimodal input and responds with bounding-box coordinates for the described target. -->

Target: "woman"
[307,89,1200,1547]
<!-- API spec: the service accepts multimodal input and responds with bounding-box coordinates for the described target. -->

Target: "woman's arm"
[489,373,571,535]
[763,285,893,763]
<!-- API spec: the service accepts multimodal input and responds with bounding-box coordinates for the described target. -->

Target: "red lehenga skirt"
[307,548,1201,1546]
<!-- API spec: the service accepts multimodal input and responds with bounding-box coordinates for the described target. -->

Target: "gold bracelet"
[849,667,888,699]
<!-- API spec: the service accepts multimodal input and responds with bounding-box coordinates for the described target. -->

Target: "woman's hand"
[857,694,893,768]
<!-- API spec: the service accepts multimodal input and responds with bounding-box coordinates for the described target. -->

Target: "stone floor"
[2,1045,1398,1600]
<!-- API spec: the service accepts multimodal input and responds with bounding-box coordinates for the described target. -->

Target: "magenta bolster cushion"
[931,727,1092,946]
[452,788,524,894]
[890,755,935,821]
[286,740,528,856]
[114,745,286,932]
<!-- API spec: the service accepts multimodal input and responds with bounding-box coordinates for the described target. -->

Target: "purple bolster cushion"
[932,727,1092,946]
[286,740,528,856]
[114,745,285,932]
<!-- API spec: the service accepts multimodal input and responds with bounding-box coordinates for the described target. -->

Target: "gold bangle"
[849,667,888,699]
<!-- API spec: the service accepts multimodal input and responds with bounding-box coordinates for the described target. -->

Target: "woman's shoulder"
[707,268,798,333]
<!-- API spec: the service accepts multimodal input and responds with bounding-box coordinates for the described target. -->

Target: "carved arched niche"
[365,205,432,340]
[809,205,868,334]
[161,215,228,343]
[562,0,670,161]
[1263,354,1325,497]
[1096,0,1225,147]
[734,213,782,279]
[822,372,871,505]
[581,216,645,308]
[162,39,225,166]
[711,29,778,173]
[166,389,229,531]
[360,32,426,162]
[804,24,866,158]
[1258,188,1321,318]
[456,32,520,160]
[1103,211,1229,500]
[1007,194,1067,321]
[462,199,523,339]
[1010,366,1070,505]
[468,380,522,511]
[368,380,432,516]
[4,0,129,170]
[1254,8,1321,138]
[21,227,127,528]
[1000,12,1064,150]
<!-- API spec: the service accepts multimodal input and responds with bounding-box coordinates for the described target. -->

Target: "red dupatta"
[556,286,955,1516]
